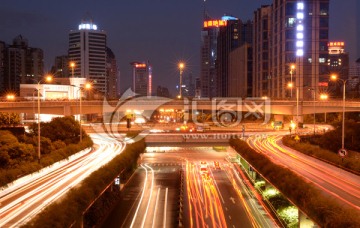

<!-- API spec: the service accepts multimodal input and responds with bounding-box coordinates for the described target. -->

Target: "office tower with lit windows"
[253,0,330,100]
[130,61,152,96]
[1,35,44,95]
[253,5,272,97]
[200,14,226,98]
[106,47,119,99]
[217,16,253,97]
[68,19,107,94]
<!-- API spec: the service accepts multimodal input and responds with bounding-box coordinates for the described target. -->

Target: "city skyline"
[0,0,358,95]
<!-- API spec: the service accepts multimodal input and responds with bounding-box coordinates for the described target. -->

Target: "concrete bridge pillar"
[63,105,72,116]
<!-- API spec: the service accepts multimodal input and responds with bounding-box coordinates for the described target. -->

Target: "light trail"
[0,133,126,227]
[151,187,161,228]
[130,164,148,228]
[247,135,360,210]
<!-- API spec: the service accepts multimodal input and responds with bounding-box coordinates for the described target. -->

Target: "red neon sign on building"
[204,20,227,28]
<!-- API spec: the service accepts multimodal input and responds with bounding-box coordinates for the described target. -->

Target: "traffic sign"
[294,135,300,142]
[338,148,348,157]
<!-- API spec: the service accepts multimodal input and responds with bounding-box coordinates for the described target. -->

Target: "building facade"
[253,0,330,100]
[217,17,253,97]
[200,17,225,98]
[131,61,152,96]
[106,47,119,99]
[52,55,70,78]
[1,35,44,95]
[253,5,272,97]
[68,19,107,94]
[229,43,253,97]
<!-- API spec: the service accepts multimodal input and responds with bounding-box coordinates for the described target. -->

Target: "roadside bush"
[283,136,360,173]
[230,138,360,227]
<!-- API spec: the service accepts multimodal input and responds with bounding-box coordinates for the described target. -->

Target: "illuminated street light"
[330,73,347,151]
[6,94,15,125]
[290,64,295,98]
[287,82,299,132]
[36,75,53,164]
[320,93,328,100]
[79,82,92,142]
[70,61,76,78]
[72,82,92,142]
[178,62,185,98]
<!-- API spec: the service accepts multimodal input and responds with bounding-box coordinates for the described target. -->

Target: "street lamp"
[288,82,299,132]
[290,64,295,98]
[178,62,185,98]
[78,82,92,142]
[330,74,347,150]
[36,75,53,163]
[6,94,15,125]
[70,61,75,78]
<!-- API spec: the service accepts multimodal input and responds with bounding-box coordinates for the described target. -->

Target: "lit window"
[308,58,312,63]
[296,49,304,56]
[288,18,296,27]
[297,13,304,19]
[319,58,326,63]
[296,41,304,47]
[296,25,304,31]
[296,32,304,39]
[297,2,304,10]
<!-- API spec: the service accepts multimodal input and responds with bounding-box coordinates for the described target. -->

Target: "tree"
[29,116,83,144]
[0,112,21,126]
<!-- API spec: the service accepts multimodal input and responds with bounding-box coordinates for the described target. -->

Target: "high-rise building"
[253,0,330,100]
[200,15,225,98]
[327,41,349,97]
[106,47,119,99]
[182,72,195,97]
[217,17,253,97]
[51,55,70,78]
[130,61,152,96]
[253,5,272,97]
[68,19,107,94]
[156,86,170,98]
[327,41,349,79]
[0,41,5,94]
[2,35,44,94]
[229,43,253,97]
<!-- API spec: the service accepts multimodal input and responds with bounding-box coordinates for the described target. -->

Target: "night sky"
[0,0,358,95]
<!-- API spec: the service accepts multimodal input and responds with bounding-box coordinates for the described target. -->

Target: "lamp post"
[290,64,295,98]
[6,94,15,125]
[36,75,53,163]
[330,74,347,150]
[70,61,75,78]
[178,62,185,98]
[78,83,91,142]
[288,82,299,131]
[307,88,316,135]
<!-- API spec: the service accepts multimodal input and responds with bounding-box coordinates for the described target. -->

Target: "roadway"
[248,135,360,210]
[0,134,125,228]
[101,147,278,228]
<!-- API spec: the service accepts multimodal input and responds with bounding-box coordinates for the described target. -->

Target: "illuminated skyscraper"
[68,19,107,94]
[130,61,152,96]
[200,16,227,98]
[253,0,330,99]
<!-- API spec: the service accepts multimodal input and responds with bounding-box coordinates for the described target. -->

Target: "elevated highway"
[1,98,360,116]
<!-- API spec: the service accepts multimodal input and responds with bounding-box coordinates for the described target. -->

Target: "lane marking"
[163,187,168,228]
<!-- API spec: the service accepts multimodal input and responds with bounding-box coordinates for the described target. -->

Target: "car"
[214,161,220,169]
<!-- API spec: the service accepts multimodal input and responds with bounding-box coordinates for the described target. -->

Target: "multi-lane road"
[101,147,278,228]
[248,134,360,210]
[0,134,125,228]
